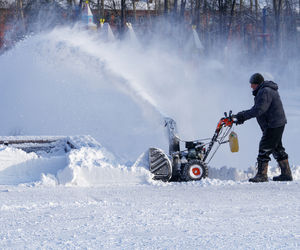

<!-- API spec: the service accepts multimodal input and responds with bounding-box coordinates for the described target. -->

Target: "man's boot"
[273,159,293,181]
[249,161,269,182]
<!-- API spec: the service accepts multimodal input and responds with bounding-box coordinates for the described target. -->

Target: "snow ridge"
[1,137,300,187]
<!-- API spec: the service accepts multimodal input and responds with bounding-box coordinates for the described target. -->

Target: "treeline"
[1,0,300,62]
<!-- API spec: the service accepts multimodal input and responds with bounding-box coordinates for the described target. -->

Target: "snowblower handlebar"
[216,118,234,130]
[203,111,236,162]
[216,111,237,133]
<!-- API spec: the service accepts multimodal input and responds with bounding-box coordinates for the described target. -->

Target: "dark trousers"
[258,125,288,162]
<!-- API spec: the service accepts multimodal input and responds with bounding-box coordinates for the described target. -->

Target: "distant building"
[82,1,97,30]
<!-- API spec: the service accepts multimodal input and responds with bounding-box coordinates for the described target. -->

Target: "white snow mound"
[57,147,149,186]
[0,145,67,185]
[0,135,150,186]
[209,164,300,182]
[1,135,300,186]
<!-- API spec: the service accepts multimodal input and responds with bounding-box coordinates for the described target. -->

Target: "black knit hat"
[249,73,264,85]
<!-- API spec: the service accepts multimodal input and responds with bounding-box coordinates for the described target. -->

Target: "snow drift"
[1,134,300,186]
[0,135,150,186]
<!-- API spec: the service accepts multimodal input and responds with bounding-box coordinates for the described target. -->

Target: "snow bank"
[0,135,150,186]
[208,164,300,182]
[0,145,67,185]
[208,165,256,181]
[56,135,150,186]
[1,136,300,187]
[19,174,58,187]
[57,147,149,186]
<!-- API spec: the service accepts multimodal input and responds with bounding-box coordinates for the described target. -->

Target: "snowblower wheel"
[181,160,208,181]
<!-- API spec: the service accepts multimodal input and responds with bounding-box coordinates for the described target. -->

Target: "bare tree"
[273,0,282,48]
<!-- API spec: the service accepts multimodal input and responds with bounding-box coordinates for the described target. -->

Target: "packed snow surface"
[1,25,300,248]
[1,182,300,249]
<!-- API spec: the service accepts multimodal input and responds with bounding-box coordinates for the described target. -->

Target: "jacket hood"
[262,81,278,90]
[252,81,278,96]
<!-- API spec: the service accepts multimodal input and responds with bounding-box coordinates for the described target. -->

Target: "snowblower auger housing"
[149,111,236,182]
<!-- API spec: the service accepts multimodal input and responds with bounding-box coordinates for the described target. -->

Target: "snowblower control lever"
[203,110,236,162]
[216,111,235,132]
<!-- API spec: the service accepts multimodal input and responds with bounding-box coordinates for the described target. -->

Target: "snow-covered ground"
[1,182,300,249]
[1,25,300,248]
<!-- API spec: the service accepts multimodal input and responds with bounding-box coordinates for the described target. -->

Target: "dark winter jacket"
[238,81,287,131]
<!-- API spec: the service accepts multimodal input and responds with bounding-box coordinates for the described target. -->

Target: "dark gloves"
[234,112,246,125]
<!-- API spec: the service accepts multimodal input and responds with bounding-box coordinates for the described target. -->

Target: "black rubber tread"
[181,160,209,182]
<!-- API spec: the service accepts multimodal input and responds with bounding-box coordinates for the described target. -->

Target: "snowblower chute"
[149,111,238,182]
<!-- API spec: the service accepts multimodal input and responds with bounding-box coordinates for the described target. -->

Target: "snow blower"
[149,111,238,182]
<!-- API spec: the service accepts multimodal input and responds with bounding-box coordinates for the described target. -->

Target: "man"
[235,73,293,182]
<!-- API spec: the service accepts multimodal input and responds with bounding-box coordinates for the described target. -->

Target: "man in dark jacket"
[235,73,293,182]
